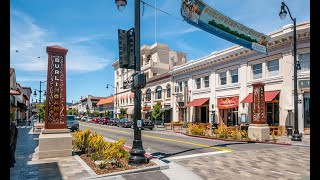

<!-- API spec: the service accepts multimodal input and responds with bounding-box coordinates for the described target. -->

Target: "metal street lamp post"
[33,80,46,123]
[115,0,147,164]
[106,84,118,119]
[279,2,302,141]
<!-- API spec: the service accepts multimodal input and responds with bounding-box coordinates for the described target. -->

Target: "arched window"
[166,84,171,98]
[146,89,151,101]
[156,86,162,99]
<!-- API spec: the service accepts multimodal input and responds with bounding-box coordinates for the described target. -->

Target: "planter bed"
[177,132,292,146]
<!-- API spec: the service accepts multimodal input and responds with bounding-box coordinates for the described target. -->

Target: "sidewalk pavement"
[10,120,201,180]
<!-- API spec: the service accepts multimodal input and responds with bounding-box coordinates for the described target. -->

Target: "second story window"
[166,84,171,98]
[178,82,183,92]
[267,60,279,77]
[204,76,209,88]
[146,89,151,101]
[300,53,310,71]
[220,72,227,85]
[196,78,201,89]
[156,86,162,99]
[231,69,238,83]
[252,63,262,79]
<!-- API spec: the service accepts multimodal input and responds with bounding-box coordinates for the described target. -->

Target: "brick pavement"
[10,120,91,180]
[174,145,310,180]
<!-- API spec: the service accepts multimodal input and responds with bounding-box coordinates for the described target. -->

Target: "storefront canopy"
[186,98,209,107]
[240,90,280,103]
[160,107,172,112]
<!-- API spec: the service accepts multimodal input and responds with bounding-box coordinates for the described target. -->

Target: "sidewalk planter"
[72,128,156,175]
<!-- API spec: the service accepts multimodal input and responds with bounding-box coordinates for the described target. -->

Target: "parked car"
[81,116,88,122]
[99,117,109,125]
[131,119,154,130]
[87,117,93,122]
[75,116,81,121]
[66,115,79,132]
[92,117,100,123]
[107,118,117,126]
[117,118,133,128]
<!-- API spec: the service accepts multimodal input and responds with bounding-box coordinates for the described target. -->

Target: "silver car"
[66,115,79,132]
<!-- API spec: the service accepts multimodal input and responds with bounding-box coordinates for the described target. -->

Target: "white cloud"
[10,10,114,73]
[159,27,200,36]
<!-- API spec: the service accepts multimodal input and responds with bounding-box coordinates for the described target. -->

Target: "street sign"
[299,80,310,89]
[137,120,142,128]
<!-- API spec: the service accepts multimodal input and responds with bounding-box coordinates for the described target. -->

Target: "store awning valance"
[217,96,239,109]
[240,90,280,103]
[186,98,209,107]
[10,89,21,95]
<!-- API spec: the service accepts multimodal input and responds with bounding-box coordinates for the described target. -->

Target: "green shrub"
[187,124,207,136]
[73,128,91,153]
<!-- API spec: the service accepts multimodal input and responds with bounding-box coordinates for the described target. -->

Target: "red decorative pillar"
[251,82,266,124]
[45,45,68,129]
[248,82,270,141]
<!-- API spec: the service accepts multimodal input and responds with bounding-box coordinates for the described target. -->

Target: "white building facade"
[113,43,186,120]
[170,21,310,134]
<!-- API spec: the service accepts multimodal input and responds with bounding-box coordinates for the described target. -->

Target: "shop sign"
[252,83,266,124]
[299,80,310,89]
[217,96,238,109]
[181,0,270,54]
[45,46,68,129]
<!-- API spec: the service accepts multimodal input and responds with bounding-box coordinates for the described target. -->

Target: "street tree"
[105,110,111,117]
[152,102,162,123]
[120,108,126,119]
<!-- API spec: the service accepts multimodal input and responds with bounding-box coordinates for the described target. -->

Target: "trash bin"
[286,126,293,138]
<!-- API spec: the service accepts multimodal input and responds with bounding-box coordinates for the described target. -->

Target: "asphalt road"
[78,121,284,160]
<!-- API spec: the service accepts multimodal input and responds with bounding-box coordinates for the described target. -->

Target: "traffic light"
[118,29,129,68]
[118,28,135,69]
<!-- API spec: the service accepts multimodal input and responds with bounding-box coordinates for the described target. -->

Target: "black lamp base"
[129,140,147,164]
[291,130,302,141]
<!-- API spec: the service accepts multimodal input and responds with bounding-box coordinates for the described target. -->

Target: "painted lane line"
[81,123,234,152]
[165,150,229,160]
[143,134,235,152]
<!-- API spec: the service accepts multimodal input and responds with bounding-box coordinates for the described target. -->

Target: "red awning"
[10,90,21,95]
[186,98,209,107]
[240,90,280,103]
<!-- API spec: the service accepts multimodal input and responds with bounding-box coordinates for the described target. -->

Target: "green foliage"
[187,124,207,136]
[119,108,126,119]
[86,109,90,116]
[102,138,129,167]
[90,153,99,161]
[152,102,162,120]
[271,131,278,142]
[37,101,46,122]
[87,132,107,158]
[105,110,111,117]
[10,106,15,121]
[72,129,91,153]
[67,108,78,115]
[98,162,107,169]
[93,111,100,117]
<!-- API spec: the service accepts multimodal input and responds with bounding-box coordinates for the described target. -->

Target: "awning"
[217,96,239,109]
[17,101,27,111]
[126,108,134,114]
[160,107,172,112]
[186,98,209,107]
[240,90,280,103]
[10,89,21,95]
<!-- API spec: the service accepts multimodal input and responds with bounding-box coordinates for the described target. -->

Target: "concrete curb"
[73,153,97,176]
[83,158,169,179]
[176,132,294,146]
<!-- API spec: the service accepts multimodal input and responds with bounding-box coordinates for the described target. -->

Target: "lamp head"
[106,85,109,89]
[279,2,287,20]
[115,0,127,12]
[33,90,37,96]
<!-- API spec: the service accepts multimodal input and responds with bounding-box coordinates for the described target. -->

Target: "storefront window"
[220,72,227,85]
[146,89,151,101]
[231,69,238,83]
[300,53,310,71]
[266,102,279,125]
[155,86,162,99]
[268,60,279,77]
[166,84,171,98]
[204,76,209,88]
[253,63,262,79]
[304,93,310,128]
[196,78,201,89]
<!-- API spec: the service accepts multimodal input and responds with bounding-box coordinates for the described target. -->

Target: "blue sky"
[10,0,310,103]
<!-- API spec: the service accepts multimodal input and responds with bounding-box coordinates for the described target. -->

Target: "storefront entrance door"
[201,107,207,123]
[303,93,310,128]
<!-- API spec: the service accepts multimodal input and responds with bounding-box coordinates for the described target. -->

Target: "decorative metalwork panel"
[252,83,266,124]
[46,54,66,127]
